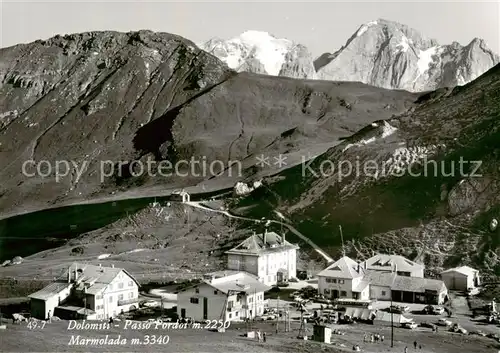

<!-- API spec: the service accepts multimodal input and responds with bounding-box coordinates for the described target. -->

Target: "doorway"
[181,308,186,318]
[203,297,208,320]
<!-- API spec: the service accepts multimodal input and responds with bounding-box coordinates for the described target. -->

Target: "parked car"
[388,305,409,314]
[437,318,452,326]
[256,314,276,321]
[313,295,331,304]
[402,322,418,329]
[422,305,445,315]
[433,306,445,314]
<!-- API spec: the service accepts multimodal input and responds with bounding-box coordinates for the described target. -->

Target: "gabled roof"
[362,271,397,288]
[317,256,364,279]
[226,231,299,256]
[30,263,140,299]
[28,281,72,300]
[69,263,140,295]
[440,266,478,277]
[360,254,424,273]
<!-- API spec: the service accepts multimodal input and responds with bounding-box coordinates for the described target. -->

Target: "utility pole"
[276,296,279,334]
[390,294,394,348]
[288,310,291,332]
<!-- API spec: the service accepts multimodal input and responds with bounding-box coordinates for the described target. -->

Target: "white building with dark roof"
[28,263,140,320]
[225,231,299,286]
[440,266,480,291]
[177,271,271,322]
[359,254,425,278]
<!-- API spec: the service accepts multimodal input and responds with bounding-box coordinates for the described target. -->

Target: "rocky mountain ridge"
[0,30,417,217]
[203,19,499,92]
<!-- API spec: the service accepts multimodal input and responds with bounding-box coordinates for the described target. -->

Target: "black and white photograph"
[0,0,499,352]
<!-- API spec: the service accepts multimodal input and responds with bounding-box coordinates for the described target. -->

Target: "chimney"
[75,263,78,281]
[364,262,367,270]
[357,263,360,273]
[263,230,267,246]
[67,266,71,283]
[111,264,114,268]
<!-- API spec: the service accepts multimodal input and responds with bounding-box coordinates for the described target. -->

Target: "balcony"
[118,298,138,306]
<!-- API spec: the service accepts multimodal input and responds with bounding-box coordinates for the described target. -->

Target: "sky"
[1,1,499,57]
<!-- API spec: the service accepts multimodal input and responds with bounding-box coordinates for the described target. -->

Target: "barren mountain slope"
[0,30,418,217]
[234,64,500,275]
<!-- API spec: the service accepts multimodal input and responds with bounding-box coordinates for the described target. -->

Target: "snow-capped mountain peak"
[314,19,499,91]
[200,20,498,92]
[200,31,316,79]
[356,20,379,37]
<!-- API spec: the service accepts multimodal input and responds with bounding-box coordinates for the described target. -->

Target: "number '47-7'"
[27,320,47,329]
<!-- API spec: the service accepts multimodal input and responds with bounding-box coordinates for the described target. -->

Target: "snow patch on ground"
[97,254,111,259]
[125,248,146,254]
[343,121,398,152]
[417,46,440,74]
[396,36,410,53]
[234,180,262,196]
[0,110,18,119]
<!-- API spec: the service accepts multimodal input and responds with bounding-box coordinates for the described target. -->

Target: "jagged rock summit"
[200,30,317,79]
[314,19,499,92]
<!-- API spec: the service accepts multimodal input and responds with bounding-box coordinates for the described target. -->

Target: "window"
[195,288,199,294]
[235,312,239,316]
[129,292,133,298]
[118,283,124,289]
[338,280,345,284]
[228,313,232,319]
[109,296,113,303]
[128,281,133,287]
[249,297,253,303]
[214,290,218,295]
[118,294,124,300]
[340,291,347,297]
[190,297,199,304]
[381,291,386,296]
